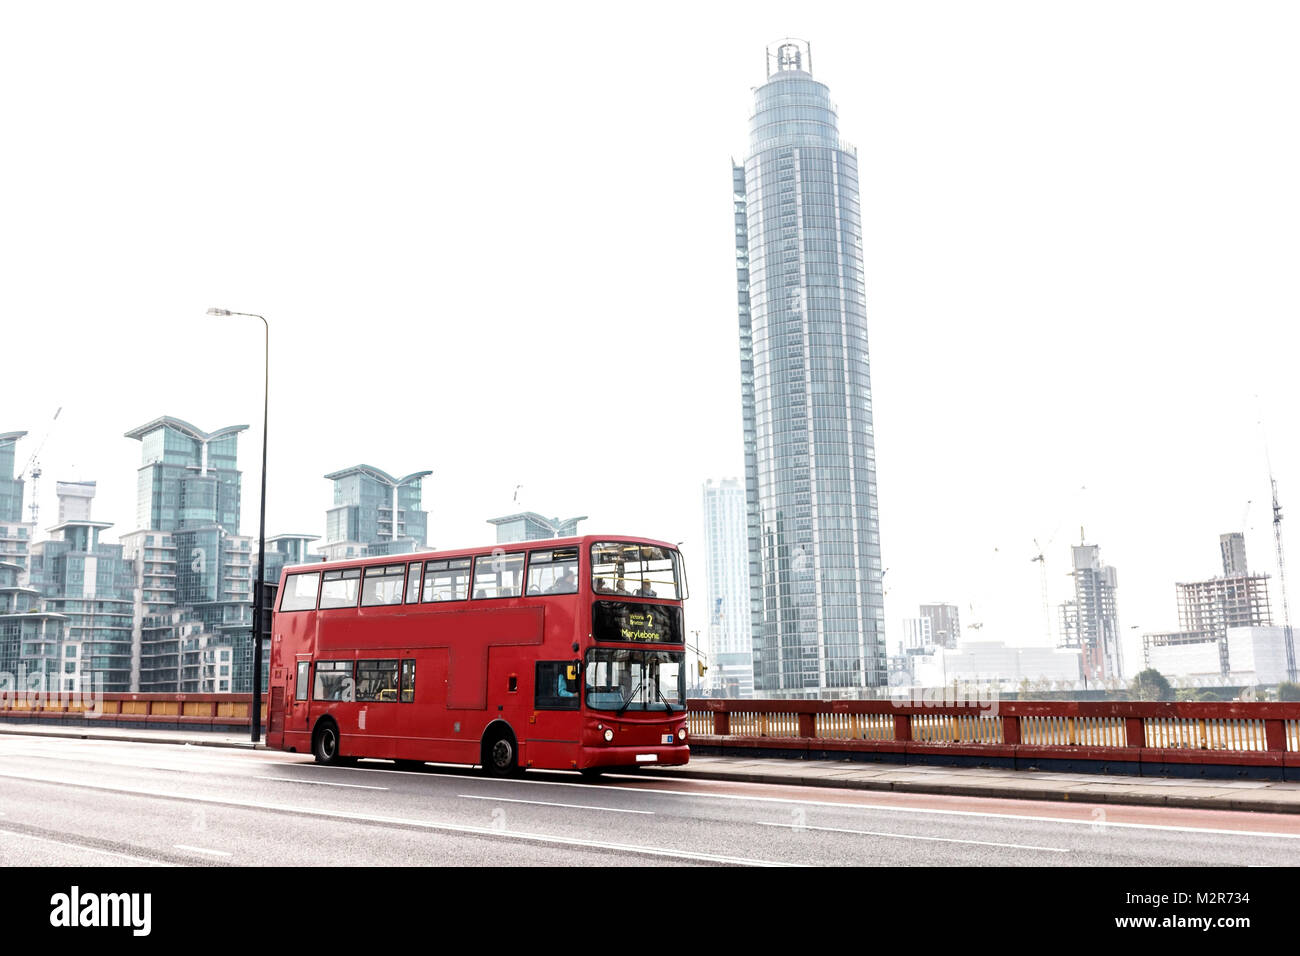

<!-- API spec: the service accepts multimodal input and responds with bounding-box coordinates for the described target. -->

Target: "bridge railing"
[3,691,1298,773]
[685,698,1300,773]
[0,692,265,730]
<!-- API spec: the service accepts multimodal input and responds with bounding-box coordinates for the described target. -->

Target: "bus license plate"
[635,754,656,762]
[661,734,674,744]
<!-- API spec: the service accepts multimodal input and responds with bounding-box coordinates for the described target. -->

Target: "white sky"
[4,1,1298,674]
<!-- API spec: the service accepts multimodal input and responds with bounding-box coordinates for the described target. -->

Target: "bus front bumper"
[580,745,690,770]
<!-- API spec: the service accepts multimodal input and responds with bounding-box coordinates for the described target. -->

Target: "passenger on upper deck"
[548,567,578,594]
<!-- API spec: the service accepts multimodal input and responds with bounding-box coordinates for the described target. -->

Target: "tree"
[1131,668,1174,701]
[1278,682,1300,702]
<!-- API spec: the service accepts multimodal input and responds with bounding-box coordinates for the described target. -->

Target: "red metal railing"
[0,692,264,730]
[3,693,1298,772]
[685,698,1300,773]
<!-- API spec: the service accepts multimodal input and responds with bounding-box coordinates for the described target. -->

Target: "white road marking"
[2,748,249,774]
[462,776,1300,840]
[10,739,1296,843]
[174,844,232,857]
[260,776,388,790]
[757,820,1071,853]
[5,743,315,776]
[0,736,284,762]
[0,828,171,866]
[458,794,653,814]
[0,769,789,866]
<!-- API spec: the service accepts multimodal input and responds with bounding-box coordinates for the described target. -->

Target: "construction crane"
[1253,397,1295,683]
[1272,476,1296,683]
[1259,397,1296,683]
[1031,536,1056,645]
[18,407,61,528]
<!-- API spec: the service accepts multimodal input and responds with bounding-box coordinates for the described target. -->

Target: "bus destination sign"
[592,601,683,645]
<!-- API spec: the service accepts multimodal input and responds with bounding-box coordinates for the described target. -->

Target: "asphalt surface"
[0,733,1297,866]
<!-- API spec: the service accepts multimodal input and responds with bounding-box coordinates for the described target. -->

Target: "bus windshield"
[590,542,686,600]
[584,648,686,714]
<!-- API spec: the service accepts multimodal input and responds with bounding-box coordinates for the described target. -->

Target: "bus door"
[286,656,314,743]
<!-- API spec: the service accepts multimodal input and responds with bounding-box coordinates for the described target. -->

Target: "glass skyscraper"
[0,431,34,574]
[29,482,134,692]
[487,512,587,545]
[0,431,27,525]
[0,429,64,686]
[701,479,753,698]
[121,417,254,693]
[734,40,885,697]
[322,465,431,560]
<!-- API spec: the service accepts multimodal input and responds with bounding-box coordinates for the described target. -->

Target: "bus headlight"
[603,729,614,743]
[678,727,687,741]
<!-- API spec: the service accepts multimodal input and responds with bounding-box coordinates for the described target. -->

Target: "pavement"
[4,720,1300,815]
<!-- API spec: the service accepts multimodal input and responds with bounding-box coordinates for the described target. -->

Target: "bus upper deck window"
[472,552,525,599]
[361,565,405,607]
[526,547,579,596]
[319,568,361,609]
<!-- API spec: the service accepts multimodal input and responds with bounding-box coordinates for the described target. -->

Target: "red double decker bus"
[265,535,690,776]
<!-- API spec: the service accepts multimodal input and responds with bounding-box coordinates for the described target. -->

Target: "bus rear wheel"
[313,720,343,766]
[482,728,519,778]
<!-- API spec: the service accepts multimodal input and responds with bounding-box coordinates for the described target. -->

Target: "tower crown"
[767,38,812,77]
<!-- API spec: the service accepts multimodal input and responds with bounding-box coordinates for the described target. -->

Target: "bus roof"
[280,533,680,576]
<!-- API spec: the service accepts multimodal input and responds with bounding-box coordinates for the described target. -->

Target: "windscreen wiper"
[616,680,643,718]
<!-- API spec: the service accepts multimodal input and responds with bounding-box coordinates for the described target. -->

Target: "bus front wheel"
[482,727,519,777]
[313,720,343,766]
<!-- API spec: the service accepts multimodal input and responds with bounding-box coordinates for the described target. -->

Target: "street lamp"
[208,307,268,743]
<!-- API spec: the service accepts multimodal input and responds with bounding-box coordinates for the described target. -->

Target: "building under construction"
[1058,542,1121,682]
[1177,573,1271,635]
[1182,533,1270,632]
[1142,532,1273,678]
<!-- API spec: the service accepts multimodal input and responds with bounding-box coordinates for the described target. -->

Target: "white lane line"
[260,776,388,790]
[458,794,653,814]
[0,769,789,866]
[459,776,1300,841]
[0,737,274,756]
[300,761,455,775]
[0,828,171,866]
[757,821,1070,853]
[174,844,233,857]
[2,750,244,774]
[300,761,1300,842]
[15,743,1293,844]
[8,747,318,778]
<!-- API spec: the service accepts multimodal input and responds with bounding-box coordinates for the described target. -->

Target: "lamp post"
[207,307,268,742]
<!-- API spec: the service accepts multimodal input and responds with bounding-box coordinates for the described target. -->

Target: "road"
[0,734,1296,866]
